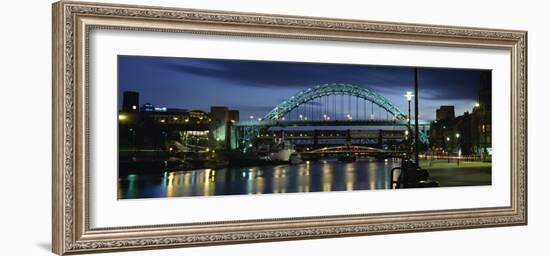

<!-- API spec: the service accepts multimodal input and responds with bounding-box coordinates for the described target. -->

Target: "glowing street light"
[118,114,128,121]
[249,115,254,120]
[404,91,414,101]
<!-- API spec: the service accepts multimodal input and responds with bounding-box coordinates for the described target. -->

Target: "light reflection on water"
[118,159,399,199]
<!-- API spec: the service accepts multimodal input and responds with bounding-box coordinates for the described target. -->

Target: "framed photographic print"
[52,1,527,255]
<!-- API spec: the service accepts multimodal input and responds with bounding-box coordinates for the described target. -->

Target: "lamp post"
[474,102,481,160]
[404,91,414,159]
[413,68,420,165]
[456,133,461,166]
[446,136,451,163]
[404,91,414,126]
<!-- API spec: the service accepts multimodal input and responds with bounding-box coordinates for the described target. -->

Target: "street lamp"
[455,133,461,166]
[404,91,414,122]
[404,91,414,101]
[474,101,486,160]
[446,137,450,163]
[404,91,414,124]
[404,91,414,157]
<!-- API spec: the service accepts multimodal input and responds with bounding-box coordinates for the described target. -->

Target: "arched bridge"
[232,83,429,149]
[301,145,408,159]
[264,83,406,120]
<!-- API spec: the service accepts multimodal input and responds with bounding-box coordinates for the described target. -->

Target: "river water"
[118,159,400,199]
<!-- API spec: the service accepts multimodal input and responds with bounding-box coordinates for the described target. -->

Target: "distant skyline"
[118,55,489,120]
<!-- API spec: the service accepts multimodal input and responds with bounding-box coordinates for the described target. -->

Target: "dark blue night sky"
[118,55,488,120]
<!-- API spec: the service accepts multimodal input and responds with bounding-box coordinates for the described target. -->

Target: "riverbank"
[419,159,492,187]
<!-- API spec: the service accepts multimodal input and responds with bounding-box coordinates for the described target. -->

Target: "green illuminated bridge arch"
[232,83,429,146]
[264,83,407,121]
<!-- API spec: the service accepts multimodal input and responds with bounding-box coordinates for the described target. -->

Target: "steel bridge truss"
[264,83,407,121]
[234,83,429,149]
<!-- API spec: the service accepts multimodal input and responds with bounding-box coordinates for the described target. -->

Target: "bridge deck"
[234,119,430,127]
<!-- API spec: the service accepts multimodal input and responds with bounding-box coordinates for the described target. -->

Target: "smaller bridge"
[301,145,408,160]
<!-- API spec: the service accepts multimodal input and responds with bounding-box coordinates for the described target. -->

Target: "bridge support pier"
[377,129,383,147]
[313,129,319,146]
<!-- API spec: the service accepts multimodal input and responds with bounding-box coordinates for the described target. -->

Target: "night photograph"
[117,55,492,199]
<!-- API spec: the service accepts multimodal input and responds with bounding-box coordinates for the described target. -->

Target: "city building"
[209,107,241,150]
[209,106,229,150]
[436,105,455,121]
[465,71,492,157]
[140,102,155,112]
[229,110,240,123]
[119,91,240,153]
[429,71,492,159]
[122,91,139,112]
[188,110,209,122]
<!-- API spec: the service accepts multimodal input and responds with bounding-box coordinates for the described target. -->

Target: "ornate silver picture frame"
[52,1,527,255]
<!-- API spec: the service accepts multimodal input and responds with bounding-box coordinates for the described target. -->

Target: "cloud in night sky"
[118,55,489,120]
